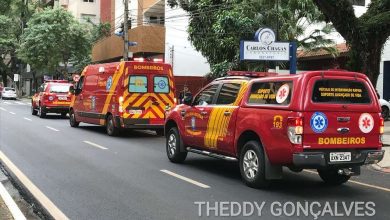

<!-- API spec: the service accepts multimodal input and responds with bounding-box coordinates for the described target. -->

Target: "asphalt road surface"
[0,99,389,220]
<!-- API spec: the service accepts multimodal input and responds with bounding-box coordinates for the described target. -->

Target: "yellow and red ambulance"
[69,59,176,136]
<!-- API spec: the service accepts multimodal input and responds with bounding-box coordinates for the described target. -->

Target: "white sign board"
[240,41,290,61]
[14,74,19,82]
[240,28,290,61]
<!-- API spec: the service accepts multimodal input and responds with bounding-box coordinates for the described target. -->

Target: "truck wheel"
[166,127,187,163]
[31,104,37,115]
[38,105,46,118]
[106,114,120,136]
[317,169,350,185]
[69,110,79,127]
[239,141,270,188]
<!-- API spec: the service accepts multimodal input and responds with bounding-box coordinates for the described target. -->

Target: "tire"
[31,103,37,115]
[381,106,389,121]
[155,129,164,136]
[38,105,46,118]
[317,169,350,185]
[239,141,270,188]
[69,110,79,127]
[106,114,120,136]
[166,127,187,163]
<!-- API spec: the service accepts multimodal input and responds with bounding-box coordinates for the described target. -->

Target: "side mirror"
[183,94,193,106]
[69,86,75,94]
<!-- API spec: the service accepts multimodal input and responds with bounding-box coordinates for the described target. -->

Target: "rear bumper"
[1,94,17,98]
[293,150,384,168]
[117,117,163,130]
[42,106,69,113]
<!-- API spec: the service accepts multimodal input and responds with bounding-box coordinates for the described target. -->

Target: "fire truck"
[165,70,384,188]
[70,59,176,136]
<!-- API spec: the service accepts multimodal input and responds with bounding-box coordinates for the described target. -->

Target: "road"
[0,99,390,220]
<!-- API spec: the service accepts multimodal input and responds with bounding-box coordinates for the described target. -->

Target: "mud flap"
[264,152,283,180]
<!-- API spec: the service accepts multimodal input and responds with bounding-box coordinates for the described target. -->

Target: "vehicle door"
[73,76,86,121]
[210,82,243,154]
[183,83,220,147]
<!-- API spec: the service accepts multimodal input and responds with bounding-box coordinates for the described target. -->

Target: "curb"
[0,182,26,220]
[0,150,69,220]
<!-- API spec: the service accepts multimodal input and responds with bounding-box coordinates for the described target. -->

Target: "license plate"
[330,152,351,162]
[129,110,143,114]
[58,96,67,100]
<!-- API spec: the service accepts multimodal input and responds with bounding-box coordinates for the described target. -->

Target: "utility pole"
[123,0,129,61]
[170,45,174,69]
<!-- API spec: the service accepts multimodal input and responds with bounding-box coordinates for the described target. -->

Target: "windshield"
[49,84,71,93]
[4,88,15,92]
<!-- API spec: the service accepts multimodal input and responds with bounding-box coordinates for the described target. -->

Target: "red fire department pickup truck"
[164,70,384,188]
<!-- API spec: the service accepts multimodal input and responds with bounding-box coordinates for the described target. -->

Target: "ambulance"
[165,70,384,188]
[69,59,176,136]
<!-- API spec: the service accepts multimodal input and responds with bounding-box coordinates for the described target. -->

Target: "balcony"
[92,25,165,62]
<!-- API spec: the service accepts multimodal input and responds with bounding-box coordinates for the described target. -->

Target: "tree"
[312,0,390,86]
[18,8,92,78]
[168,0,336,78]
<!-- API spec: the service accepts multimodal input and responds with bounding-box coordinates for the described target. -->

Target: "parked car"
[380,98,390,120]
[165,70,384,188]
[1,87,17,100]
[31,80,73,118]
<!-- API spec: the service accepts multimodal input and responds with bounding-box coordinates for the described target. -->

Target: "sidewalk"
[0,196,13,220]
[373,122,390,173]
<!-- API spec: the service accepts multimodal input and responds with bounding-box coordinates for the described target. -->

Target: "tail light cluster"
[118,96,124,114]
[287,117,303,145]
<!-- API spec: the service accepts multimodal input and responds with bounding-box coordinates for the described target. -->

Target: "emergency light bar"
[132,57,164,63]
[227,71,277,77]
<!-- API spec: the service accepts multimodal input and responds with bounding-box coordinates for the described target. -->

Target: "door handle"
[224,111,231,116]
[201,111,208,115]
[337,127,350,134]
[180,110,186,117]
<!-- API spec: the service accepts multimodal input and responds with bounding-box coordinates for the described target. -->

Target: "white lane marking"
[0,182,27,220]
[0,150,69,220]
[160,169,210,188]
[15,101,25,105]
[3,102,11,105]
[45,126,59,132]
[303,170,390,192]
[83,141,108,150]
[23,117,32,121]
[9,112,16,115]
[0,107,7,111]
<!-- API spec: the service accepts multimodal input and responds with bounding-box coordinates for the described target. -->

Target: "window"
[49,85,71,93]
[83,0,94,2]
[216,83,241,105]
[348,0,365,6]
[149,16,158,24]
[76,76,84,90]
[248,81,293,105]
[81,14,96,23]
[154,76,169,93]
[312,79,370,104]
[193,84,219,106]
[129,75,147,93]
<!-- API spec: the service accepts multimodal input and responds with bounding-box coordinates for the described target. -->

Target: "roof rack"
[214,76,250,81]
[44,80,69,83]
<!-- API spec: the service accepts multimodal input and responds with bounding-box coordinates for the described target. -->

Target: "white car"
[380,98,390,120]
[1,87,17,100]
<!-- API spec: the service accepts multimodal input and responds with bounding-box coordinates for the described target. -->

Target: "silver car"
[1,87,17,100]
[380,98,390,120]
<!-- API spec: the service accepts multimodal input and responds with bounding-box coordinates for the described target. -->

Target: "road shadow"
[181,157,367,198]
[76,125,160,139]
[37,114,69,120]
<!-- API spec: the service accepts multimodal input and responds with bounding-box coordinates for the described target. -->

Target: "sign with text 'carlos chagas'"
[240,28,290,61]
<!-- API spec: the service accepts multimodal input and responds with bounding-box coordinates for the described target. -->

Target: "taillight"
[380,117,384,134]
[118,96,124,114]
[287,117,303,145]
[174,98,177,104]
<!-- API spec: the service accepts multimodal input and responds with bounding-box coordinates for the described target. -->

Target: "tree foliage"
[169,0,336,78]
[18,8,92,77]
[312,0,390,86]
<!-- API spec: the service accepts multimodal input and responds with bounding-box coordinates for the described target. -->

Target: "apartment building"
[92,0,165,62]
[46,0,101,24]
